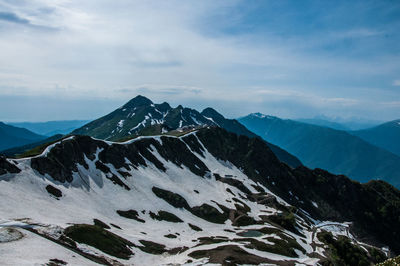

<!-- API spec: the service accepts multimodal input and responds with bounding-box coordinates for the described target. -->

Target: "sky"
[0,0,399,122]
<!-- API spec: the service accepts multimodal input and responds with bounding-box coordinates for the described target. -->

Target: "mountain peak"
[250,113,276,119]
[156,102,171,112]
[201,107,224,120]
[123,95,153,108]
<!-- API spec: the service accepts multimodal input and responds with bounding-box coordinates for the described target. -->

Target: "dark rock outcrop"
[0,156,20,175]
[46,185,62,198]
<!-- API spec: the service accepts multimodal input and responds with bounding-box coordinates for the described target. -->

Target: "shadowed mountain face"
[351,119,400,157]
[0,127,397,265]
[73,95,302,168]
[239,113,400,188]
[0,122,46,151]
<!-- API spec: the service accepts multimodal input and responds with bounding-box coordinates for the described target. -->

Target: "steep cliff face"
[0,127,397,265]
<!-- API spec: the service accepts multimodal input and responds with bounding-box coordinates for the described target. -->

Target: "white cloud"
[393,80,400,86]
[0,0,399,121]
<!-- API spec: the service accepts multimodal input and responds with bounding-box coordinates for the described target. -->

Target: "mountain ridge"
[351,119,400,157]
[0,126,397,265]
[72,95,302,168]
[9,120,89,136]
[239,113,400,188]
[72,95,216,140]
[0,122,46,151]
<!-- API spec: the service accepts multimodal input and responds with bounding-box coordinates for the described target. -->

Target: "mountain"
[9,120,90,136]
[73,95,215,140]
[296,116,382,131]
[1,134,64,158]
[296,118,350,131]
[0,127,397,265]
[239,113,400,188]
[200,107,302,168]
[73,95,302,168]
[350,119,400,157]
[0,122,46,151]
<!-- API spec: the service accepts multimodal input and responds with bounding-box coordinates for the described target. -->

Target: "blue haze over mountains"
[239,113,400,188]
[1,95,399,189]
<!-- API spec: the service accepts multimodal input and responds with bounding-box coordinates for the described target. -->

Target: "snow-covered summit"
[249,112,277,119]
[72,95,218,141]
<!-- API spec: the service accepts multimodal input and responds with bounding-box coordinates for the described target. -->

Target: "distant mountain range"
[1,134,64,158]
[350,119,400,157]
[0,122,46,151]
[296,118,351,131]
[239,113,400,188]
[296,116,382,131]
[73,95,302,168]
[9,120,89,136]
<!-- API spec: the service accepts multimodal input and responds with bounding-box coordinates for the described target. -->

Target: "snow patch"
[117,120,125,128]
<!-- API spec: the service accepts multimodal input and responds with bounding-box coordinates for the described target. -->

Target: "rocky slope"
[0,127,397,265]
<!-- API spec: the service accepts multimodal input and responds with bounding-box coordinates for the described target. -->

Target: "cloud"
[0,11,29,24]
[0,9,58,31]
[380,101,400,107]
[0,0,398,121]
[117,85,203,98]
[332,28,384,39]
[129,60,182,68]
[393,80,400,86]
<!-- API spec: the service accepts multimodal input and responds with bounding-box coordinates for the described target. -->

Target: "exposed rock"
[116,210,145,223]
[0,156,20,175]
[45,185,62,198]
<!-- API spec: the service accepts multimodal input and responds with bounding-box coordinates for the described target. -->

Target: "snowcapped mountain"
[0,127,398,265]
[72,95,216,141]
[73,95,302,168]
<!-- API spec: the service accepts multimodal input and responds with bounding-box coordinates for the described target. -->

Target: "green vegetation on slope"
[377,256,400,266]
[317,231,386,266]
